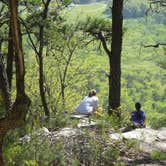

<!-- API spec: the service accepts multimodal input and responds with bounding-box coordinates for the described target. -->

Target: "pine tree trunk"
[108,0,123,114]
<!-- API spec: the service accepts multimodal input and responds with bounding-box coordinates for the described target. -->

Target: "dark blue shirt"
[131,110,145,126]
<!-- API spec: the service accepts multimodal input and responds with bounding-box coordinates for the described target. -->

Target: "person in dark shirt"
[130,102,146,127]
[121,102,146,132]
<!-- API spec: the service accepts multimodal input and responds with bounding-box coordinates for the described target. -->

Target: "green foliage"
[64,1,107,20]
[95,109,130,133]
[148,112,166,129]
[5,136,57,166]
[77,16,113,48]
[5,144,22,166]
[157,47,166,69]
[123,0,148,18]
[61,0,72,6]
[44,114,78,130]
[4,128,121,166]
[121,18,166,118]
[150,150,166,160]
[124,139,139,149]
[79,16,112,34]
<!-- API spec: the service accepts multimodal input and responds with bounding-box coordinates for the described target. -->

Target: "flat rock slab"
[70,114,89,119]
[77,118,97,128]
[52,127,83,138]
[70,114,98,128]
[110,127,166,153]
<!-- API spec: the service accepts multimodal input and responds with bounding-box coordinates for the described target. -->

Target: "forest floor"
[21,117,166,165]
[53,126,166,165]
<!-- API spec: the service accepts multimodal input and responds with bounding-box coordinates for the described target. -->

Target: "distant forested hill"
[105,0,166,24]
[73,0,106,4]
[106,0,148,18]
[72,0,166,24]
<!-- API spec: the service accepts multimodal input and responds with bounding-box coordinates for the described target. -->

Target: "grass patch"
[150,150,166,160]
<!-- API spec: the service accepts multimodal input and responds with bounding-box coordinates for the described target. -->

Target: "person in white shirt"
[75,89,99,115]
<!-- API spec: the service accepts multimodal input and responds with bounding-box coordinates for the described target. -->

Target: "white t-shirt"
[75,96,99,115]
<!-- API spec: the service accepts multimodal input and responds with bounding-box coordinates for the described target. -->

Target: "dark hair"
[88,92,92,97]
[135,102,141,110]
[135,102,142,120]
[88,89,96,97]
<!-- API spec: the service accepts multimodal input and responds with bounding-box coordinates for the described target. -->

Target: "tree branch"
[149,0,166,7]
[19,17,39,56]
[98,31,111,55]
[144,43,166,48]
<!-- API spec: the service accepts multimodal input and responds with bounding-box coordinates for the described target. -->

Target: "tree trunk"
[6,21,14,90]
[10,0,25,97]
[60,50,74,108]
[0,59,12,113]
[61,83,66,108]
[108,0,123,114]
[0,0,31,164]
[0,136,4,166]
[0,40,2,52]
[38,0,51,117]
[38,53,50,116]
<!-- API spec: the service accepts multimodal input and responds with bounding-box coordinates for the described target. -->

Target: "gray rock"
[110,127,166,153]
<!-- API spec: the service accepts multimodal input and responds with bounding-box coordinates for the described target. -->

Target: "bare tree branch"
[144,43,166,48]
[19,18,39,57]
[149,0,166,7]
[98,31,111,55]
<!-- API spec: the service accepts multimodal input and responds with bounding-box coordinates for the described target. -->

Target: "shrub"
[150,150,166,160]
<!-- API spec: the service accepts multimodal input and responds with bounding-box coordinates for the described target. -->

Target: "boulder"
[110,127,166,153]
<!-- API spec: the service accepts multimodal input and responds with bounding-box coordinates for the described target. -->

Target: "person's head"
[88,89,97,97]
[135,102,141,111]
